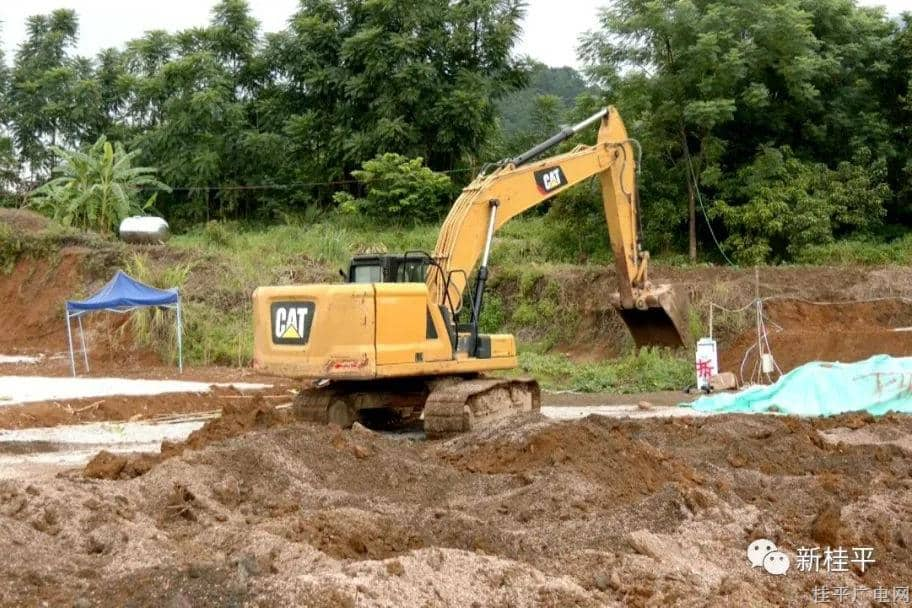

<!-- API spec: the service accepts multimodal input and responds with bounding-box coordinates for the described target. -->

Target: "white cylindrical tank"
[119,216,170,244]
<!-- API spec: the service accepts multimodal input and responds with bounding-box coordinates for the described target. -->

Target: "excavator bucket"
[612,284,691,349]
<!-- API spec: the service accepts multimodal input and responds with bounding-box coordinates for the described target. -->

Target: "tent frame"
[65,301,183,377]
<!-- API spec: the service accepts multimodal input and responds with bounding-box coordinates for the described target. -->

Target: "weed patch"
[513,348,692,393]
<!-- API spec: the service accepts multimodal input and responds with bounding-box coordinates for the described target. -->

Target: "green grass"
[511,348,693,393]
[2,214,697,377]
[0,222,109,274]
[794,235,912,265]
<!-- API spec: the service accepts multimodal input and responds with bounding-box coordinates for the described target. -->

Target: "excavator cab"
[346,253,432,284]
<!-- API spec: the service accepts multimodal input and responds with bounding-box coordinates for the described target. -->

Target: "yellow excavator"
[252,107,689,437]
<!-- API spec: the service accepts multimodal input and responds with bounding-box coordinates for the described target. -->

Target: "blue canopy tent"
[65,270,183,376]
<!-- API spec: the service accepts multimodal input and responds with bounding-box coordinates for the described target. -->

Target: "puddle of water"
[0,419,207,446]
[0,417,208,479]
[0,355,42,365]
[540,405,714,420]
[0,376,270,406]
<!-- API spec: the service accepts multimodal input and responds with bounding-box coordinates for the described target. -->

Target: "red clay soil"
[720,298,912,379]
[1,412,911,606]
[0,248,86,352]
[0,247,171,369]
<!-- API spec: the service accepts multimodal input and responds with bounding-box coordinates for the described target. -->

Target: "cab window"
[352,265,381,284]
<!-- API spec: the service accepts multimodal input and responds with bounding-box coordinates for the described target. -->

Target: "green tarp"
[687,355,912,416]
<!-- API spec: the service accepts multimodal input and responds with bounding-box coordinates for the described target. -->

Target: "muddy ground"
[4,213,912,605]
[0,406,910,607]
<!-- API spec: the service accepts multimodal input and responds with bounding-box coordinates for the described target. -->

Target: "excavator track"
[292,377,540,438]
[423,377,540,439]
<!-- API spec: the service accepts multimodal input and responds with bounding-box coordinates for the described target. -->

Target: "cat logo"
[271,301,315,345]
[533,166,568,195]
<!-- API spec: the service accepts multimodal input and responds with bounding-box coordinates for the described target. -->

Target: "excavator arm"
[427,107,690,348]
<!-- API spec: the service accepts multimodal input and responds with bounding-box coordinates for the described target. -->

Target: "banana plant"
[28,136,171,234]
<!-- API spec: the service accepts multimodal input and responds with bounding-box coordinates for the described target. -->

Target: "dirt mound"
[84,396,290,480]
[492,263,912,360]
[3,412,912,606]
[0,208,51,234]
[438,415,696,503]
[0,248,86,351]
[720,298,912,378]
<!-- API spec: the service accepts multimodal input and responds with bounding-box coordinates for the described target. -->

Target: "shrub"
[121,253,193,363]
[336,153,453,223]
[713,146,889,264]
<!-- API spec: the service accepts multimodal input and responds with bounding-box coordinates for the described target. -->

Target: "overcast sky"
[0,0,907,69]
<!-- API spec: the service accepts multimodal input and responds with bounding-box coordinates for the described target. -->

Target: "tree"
[265,0,528,187]
[29,136,170,233]
[580,0,898,262]
[334,153,453,223]
[887,14,912,220]
[497,63,590,142]
[7,10,99,178]
[713,146,889,263]
[0,26,19,199]
[123,1,284,223]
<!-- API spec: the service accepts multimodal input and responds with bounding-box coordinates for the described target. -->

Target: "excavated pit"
[720,298,912,380]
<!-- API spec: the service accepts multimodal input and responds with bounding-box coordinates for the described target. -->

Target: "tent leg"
[176,302,183,374]
[65,308,76,377]
[77,315,89,373]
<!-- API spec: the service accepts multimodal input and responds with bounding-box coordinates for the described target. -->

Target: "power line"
[25,166,478,195]
[681,142,737,267]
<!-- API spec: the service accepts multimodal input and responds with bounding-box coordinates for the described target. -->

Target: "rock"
[811,504,843,546]
[351,422,374,435]
[710,372,738,391]
[609,571,621,591]
[83,451,127,479]
[352,444,371,459]
[637,401,653,410]
[626,529,672,561]
[593,572,611,591]
[386,559,405,577]
[85,525,122,555]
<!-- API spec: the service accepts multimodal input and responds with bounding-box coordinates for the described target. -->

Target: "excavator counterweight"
[252,106,690,436]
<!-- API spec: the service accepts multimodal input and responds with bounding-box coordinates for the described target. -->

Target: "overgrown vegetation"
[29,136,170,234]
[334,154,454,223]
[513,349,693,393]
[0,219,108,274]
[122,253,192,364]
[579,0,911,263]
[0,1,908,263]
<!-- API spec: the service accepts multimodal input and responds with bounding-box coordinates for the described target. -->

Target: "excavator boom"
[427,106,689,348]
